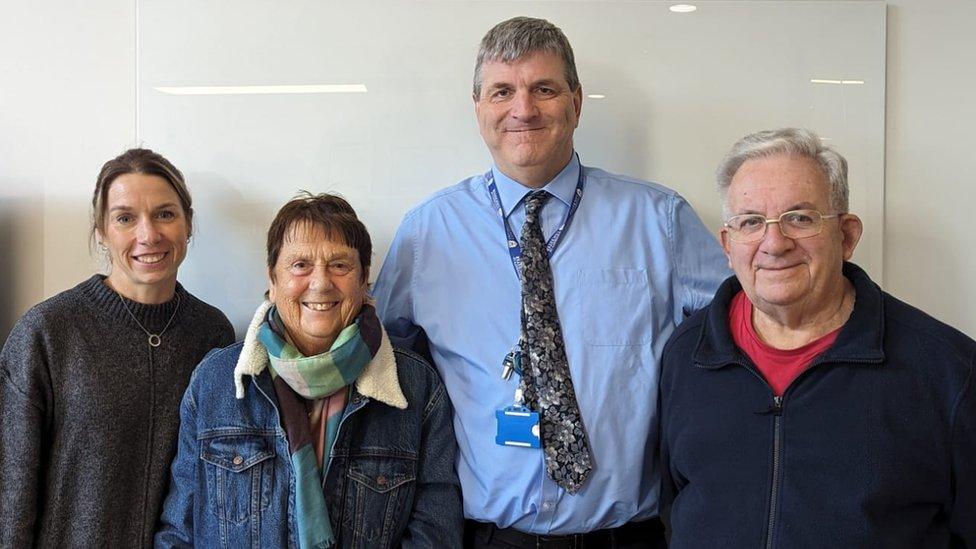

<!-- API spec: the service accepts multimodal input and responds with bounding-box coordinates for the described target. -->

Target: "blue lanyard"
[486,160,586,280]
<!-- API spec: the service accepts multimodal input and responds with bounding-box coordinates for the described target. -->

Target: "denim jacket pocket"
[345,454,417,546]
[200,432,277,524]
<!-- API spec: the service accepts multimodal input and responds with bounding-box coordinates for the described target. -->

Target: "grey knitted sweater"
[0,275,235,548]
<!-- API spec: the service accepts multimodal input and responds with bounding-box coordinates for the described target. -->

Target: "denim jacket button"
[376,475,387,486]
[233,455,244,466]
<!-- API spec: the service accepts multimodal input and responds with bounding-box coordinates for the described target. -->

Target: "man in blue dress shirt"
[373,16,728,548]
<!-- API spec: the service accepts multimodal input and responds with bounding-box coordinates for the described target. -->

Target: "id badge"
[495,406,541,448]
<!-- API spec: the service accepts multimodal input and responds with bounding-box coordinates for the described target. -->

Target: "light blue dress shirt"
[372,154,729,534]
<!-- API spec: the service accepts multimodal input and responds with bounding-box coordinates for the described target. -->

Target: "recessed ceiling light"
[587,94,606,99]
[669,4,697,13]
[153,84,368,95]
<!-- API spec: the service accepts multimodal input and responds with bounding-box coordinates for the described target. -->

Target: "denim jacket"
[156,303,463,549]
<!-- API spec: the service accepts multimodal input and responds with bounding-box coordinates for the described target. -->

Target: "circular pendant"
[148,334,162,347]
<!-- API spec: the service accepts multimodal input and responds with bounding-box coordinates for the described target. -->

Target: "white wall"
[0,1,135,340]
[2,0,975,343]
[884,0,976,336]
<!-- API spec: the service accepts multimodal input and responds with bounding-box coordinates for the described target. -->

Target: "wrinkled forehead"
[728,154,831,211]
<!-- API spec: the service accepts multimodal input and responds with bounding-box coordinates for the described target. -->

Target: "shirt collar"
[490,152,581,219]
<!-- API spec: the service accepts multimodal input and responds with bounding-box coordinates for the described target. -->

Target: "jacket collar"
[694,262,886,369]
[233,301,407,409]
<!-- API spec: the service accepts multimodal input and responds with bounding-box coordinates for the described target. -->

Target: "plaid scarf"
[259,306,379,399]
[258,304,383,549]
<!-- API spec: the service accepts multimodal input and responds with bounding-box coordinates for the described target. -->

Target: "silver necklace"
[118,291,181,347]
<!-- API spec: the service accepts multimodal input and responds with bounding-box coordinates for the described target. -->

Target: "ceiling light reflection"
[153,84,368,95]
[669,4,697,13]
[810,79,865,85]
[587,94,606,99]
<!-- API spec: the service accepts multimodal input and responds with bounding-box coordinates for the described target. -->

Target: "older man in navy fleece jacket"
[660,127,975,548]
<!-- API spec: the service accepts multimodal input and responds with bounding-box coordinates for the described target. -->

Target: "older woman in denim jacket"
[156,192,462,548]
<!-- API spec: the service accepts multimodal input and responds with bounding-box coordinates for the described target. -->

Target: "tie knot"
[524,191,551,217]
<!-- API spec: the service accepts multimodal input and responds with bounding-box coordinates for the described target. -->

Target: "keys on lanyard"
[501,347,520,381]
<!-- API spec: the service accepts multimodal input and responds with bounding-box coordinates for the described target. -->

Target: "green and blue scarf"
[258,304,383,549]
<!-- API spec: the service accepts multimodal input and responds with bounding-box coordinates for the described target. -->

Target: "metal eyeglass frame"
[723,209,841,243]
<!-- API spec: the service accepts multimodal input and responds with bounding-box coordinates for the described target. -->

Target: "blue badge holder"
[495,406,541,448]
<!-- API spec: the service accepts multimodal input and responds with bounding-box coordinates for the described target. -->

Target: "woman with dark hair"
[156,192,462,548]
[0,149,235,547]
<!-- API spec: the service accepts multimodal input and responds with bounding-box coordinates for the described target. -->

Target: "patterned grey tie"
[517,190,593,494]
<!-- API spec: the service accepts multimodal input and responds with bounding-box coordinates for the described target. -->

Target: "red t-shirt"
[728,290,840,396]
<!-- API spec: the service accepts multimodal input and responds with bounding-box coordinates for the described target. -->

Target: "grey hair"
[716,128,849,219]
[473,16,580,98]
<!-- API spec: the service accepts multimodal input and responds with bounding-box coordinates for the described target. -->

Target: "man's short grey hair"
[473,16,580,98]
[716,128,849,219]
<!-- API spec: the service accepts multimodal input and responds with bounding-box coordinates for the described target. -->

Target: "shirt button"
[232,455,244,465]
[542,502,552,510]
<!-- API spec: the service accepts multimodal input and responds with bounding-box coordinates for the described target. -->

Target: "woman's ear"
[267,268,277,302]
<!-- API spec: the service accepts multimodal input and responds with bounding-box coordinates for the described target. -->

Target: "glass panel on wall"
[138,0,885,331]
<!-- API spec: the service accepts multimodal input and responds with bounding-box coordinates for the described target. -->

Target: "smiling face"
[268,222,368,356]
[474,50,582,188]
[720,154,862,317]
[99,173,189,304]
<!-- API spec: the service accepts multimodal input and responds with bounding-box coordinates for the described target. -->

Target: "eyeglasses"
[723,209,840,243]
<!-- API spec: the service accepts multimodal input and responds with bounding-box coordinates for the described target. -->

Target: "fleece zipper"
[763,395,784,549]
[727,359,786,549]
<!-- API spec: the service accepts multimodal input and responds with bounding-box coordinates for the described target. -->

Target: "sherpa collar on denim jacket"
[233,300,407,409]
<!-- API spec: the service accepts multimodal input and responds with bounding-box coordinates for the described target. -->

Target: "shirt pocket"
[577,268,653,346]
[200,433,277,524]
[344,453,417,547]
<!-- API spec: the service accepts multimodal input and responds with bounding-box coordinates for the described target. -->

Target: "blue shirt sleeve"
[669,193,731,323]
[373,211,424,351]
